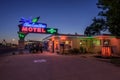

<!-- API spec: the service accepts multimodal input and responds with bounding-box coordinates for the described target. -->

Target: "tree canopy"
[84,0,120,36]
[84,17,106,36]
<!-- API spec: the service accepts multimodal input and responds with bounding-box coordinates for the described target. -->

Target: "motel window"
[93,40,101,46]
[80,40,87,46]
[64,41,72,49]
[103,39,110,46]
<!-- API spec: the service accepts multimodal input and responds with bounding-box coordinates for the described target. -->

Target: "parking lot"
[0,52,120,80]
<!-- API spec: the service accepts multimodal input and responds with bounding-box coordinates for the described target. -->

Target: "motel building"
[17,17,120,56]
[43,34,120,56]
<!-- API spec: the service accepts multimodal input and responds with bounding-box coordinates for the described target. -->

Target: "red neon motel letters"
[21,26,46,33]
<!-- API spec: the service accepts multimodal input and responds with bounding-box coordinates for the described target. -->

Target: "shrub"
[68,49,73,54]
[68,48,80,55]
[80,47,86,53]
[110,58,120,66]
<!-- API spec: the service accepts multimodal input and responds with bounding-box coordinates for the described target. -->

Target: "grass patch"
[95,55,120,59]
[94,55,120,66]
[110,58,120,66]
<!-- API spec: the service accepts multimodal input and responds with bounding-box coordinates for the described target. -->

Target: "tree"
[97,0,120,36]
[84,0,120,36]
[84,17,106,36]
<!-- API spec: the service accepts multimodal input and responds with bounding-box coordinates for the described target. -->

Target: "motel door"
[102,39,111,57]
[48,41,55,53]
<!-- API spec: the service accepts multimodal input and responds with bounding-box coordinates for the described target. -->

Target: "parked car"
[29,43,39,53]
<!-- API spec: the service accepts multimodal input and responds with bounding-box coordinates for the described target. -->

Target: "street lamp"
[12,38,15,44]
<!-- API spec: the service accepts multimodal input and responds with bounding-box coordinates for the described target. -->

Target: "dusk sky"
[0,0,99,44]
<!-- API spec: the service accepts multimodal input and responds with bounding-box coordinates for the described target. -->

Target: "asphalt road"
[0,52,120,80]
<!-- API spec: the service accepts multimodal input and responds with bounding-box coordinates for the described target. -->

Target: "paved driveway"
[0,52,120,80]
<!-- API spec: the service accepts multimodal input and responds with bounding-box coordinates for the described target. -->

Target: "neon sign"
[47,28,57,34]
[32,17,39,23]
[20,26,46,33]
[19,17,40,23]
[19,17,47,28]
[18,16,58,41]
[18,32,26,39]
[23,23,47,28]
[19,26,57,34]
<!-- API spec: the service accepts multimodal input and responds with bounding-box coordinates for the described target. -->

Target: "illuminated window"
[103,39,110,46]
[93,40,101,46]
[65,41,69,44]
